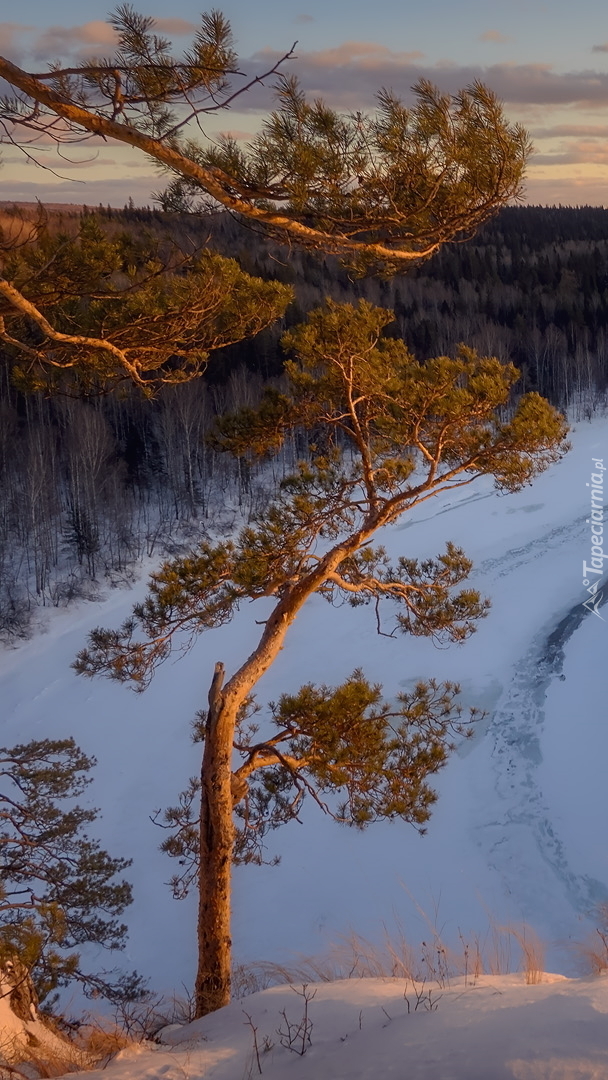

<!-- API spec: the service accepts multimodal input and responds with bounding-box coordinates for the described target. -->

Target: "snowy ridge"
[84,975,608,1080]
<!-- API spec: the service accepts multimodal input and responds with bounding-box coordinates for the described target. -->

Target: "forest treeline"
[109,201,608,404]
[1,202,607,638]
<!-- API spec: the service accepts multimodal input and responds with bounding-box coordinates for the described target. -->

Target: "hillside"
[61,976,608,1080]
[0,415,606,1006]
[3,203,608,641]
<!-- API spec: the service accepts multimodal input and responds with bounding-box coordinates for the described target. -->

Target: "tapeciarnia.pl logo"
[581,457,606,619]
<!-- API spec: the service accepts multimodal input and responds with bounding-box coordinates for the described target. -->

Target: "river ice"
[0,415,606,997]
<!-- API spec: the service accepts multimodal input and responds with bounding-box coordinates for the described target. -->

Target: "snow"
[0,415,607,1011]
[0,975,87,1068]
[76,975,608,1080]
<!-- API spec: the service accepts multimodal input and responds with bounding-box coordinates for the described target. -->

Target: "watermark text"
[582,457,606,619]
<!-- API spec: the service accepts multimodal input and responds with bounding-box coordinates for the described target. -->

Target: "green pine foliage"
[1,8,529,272]
[1,215,293,392]
[261,674,472,828]
[76,298,568,870]
[162,75,530,273]
[0,738,144,1004]
[156,674,478,880]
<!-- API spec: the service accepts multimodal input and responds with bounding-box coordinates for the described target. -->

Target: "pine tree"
[0,737,144,1005]
[75,299,569,1016]
[0,213,293,392]
[0,8,529,276]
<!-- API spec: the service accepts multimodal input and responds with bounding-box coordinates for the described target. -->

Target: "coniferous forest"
[5,7,608,1069]
[1,201,607,639]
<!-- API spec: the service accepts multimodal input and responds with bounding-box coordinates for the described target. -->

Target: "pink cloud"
[0,176,159,207]
[32,21,118,60]
[1,173,605,211]
[0,22,33,62]
[591,43,608,53]
[28,17,201,63]
[525,174,607,206]
[5,116,126,147]
[153,19,198,35]
[0,22,32,47]
[217,129,255,142]
[25,19,194,63]
[531,124,608,138]
[533,138,608,165]
[242,50,608,111]
[480,30,511,44]
[2,153,119,169]
[260,41,425,70]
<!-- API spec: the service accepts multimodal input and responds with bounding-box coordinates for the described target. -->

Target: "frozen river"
[1,415,607,994]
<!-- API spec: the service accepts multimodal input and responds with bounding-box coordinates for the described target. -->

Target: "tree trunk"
[194,661,236,1017]
[192,543,378,1017]
[1,956,39,1022]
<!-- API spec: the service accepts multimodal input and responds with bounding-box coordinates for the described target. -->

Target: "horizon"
[2,1,608,207]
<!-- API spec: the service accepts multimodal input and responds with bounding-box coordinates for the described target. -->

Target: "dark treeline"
[50,201,608,402]
[1,202,607,637]
[393,204,608,407]
[220,203,608,407]
[0,365,301,638]
[106,201,608,406]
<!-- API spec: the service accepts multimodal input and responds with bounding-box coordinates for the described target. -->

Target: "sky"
[2,0,608,206]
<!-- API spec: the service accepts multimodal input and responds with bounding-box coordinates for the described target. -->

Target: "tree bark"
[194,661,236,1017]
[0,57,439,267]
[192,532,381,1017]
[1,957,39,1022]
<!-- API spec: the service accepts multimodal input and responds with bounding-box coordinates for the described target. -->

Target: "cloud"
[2,172,604,211]
[531,124,608,138]
[438,62,608,106]
[5,115,126,147]
[533,138,608,165]
[217,129,255,142]
[480,30,511,44]
[44,156,119,170]
[524,174,607,206]
[295,14,314,24]
[592,43,608,53]
[1,154,118,169]
[244,41,426,107]
[153,18,198,35]
[29,17,196,62]
[32,21,118,60]
[0,22,33,62]
[9,26,608,117]
[241,49,608,111]
[275,41,425,69]
[0,176,159,207]
[0,22,32,48]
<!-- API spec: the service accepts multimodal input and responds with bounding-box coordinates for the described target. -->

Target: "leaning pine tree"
[76,300,569,1016]
[0,5,530,292]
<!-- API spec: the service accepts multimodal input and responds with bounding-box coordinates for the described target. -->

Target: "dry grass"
[78,989,198,1058]
[232,915,548,998]
[77,1024,133,1065]
[0,984,204,1080]
[0,1030,91,1079]
[504,925,545,985]
[1,905,554,1079]
[577,929,608,976]
[573,902,608,976]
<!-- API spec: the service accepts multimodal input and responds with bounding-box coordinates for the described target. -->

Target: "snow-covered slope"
[0,968,88,1070]
[84,975,608,1080]
[0,417,606,999]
